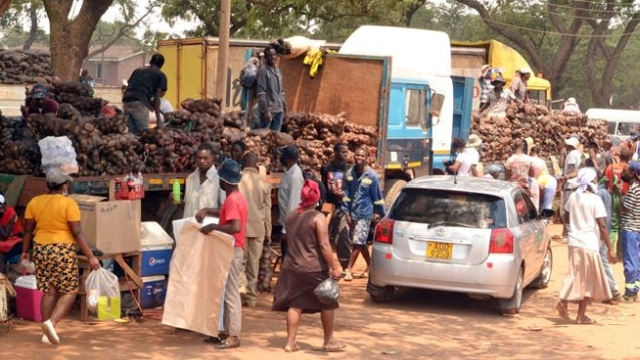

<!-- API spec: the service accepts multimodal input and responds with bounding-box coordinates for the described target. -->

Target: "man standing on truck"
[343,147,386,281]
[510,68,531,103]
[256,46,286,132]
[482,76,518,116]
[478,65,493,112]
[321,143,351,268]
[122,53,168,134]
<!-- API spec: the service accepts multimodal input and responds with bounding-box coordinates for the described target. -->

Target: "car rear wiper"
[428,221,476,229]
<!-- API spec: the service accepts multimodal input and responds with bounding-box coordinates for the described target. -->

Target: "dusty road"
[2,225,640,360]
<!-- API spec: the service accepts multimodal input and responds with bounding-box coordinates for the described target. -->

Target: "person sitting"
[25,84,59,117]
[0,193,23,274]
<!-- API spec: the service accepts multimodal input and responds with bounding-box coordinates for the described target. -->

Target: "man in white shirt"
[465,134,482,177]
[184,142,224,218]
[560,137,583,239]
[445,138,475,176]
[278,146,303,255]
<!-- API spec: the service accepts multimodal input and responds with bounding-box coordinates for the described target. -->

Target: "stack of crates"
[139,222,174,309]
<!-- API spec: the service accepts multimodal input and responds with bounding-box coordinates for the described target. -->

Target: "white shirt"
[158,99,174,123]
[565,191,607,252]
[564,149,583,189]
[183,166,225,218]
[455,151,474,176]
[465,148,480,165]
[278,164,304,232]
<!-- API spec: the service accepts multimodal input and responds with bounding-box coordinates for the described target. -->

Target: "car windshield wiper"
[428,221,476,229]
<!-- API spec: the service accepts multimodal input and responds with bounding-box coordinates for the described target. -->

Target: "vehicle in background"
[367,176,554,315]
[586,108,640,141]
[451,40,552,108]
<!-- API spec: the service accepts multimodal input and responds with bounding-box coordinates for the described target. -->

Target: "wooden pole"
[216,0,231,110]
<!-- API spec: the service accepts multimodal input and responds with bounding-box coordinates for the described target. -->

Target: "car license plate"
[426,242,453,259]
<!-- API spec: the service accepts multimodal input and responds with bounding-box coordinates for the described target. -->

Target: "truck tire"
[530,246,553,289]
[384,179,407,210]
[498,267,524,315]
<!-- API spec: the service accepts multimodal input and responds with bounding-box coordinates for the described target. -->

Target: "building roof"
[86,45,148,62]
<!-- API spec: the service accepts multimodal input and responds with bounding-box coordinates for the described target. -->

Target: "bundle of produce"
[294,139,332,171]
[0,49,53,84]
[86,133,142,176]
[180,98,222,117]
[138,127,205,173]
[245,129,273,169]
[0,114,40,174]
[283,112,346,140]
[48,82,107,116]
[91,114,128,135]
[222,111,245,129]
[472,102,608,161]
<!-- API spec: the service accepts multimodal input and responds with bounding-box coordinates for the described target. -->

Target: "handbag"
[313,277,340,306]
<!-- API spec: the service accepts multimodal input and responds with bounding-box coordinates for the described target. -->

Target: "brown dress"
[272,209,337,313]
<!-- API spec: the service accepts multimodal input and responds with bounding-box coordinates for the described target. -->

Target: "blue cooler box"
[140,222,175,276]
[140,275,167,309]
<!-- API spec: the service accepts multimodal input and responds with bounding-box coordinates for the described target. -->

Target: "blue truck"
[249,26,474,203]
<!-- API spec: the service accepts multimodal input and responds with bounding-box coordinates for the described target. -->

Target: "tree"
[0,0,44,50]
[0,0,11,16]
[42,0,115,80]
[453,0,640,107]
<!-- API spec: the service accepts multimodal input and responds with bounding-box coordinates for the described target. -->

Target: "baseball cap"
[31,83,48,99]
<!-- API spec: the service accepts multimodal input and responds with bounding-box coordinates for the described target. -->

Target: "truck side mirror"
[431,93,445,115]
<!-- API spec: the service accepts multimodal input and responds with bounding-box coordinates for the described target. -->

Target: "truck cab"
[339,26,471,179]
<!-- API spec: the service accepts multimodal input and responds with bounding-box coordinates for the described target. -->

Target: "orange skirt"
[559,246,611,302]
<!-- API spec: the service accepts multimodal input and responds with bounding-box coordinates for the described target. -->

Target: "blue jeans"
[600,241,619,295]
[260,111,284,131]
[621,229,640,296]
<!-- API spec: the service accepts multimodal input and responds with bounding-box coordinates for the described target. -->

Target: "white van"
[585,108,640,139]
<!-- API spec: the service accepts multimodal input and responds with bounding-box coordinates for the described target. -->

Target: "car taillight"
[374,218,395,244]
[489,228,514,253]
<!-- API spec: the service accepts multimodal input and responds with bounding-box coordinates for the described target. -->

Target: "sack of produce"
[38,136,78,174]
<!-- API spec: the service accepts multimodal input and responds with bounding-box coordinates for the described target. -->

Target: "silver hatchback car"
[368,176,554,314]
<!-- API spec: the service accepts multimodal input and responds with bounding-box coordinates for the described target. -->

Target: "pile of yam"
[0,49,54,84]
[472,102,608,161]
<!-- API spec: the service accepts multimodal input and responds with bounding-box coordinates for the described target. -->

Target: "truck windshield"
[405,88,426,128]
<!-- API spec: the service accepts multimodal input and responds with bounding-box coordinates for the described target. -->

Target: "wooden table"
[77,252,142,322]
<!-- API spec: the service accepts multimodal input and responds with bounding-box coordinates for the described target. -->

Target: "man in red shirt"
[197,159,248,350]
[0,193,23,274]
[25,84,59,117]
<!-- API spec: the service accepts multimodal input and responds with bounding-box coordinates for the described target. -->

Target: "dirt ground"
[2,224,640,360]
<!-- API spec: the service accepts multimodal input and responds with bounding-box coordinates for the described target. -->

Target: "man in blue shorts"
[342,147,386,281]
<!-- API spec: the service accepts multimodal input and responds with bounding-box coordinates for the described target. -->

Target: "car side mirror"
[540,209,555,219]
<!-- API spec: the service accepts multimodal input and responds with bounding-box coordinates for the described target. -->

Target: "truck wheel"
[384,179,407,210]
[498,267,523,315]
[530,246,553,289]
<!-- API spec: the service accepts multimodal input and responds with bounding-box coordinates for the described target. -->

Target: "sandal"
[204,333,229,344]
[215,338,241,349]
[576,316,596,325]
[555,302,570,320]
[284,343,299,352]
[322,342,346,352]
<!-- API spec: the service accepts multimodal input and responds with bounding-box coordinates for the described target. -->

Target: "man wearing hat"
[483,76,517,115]
[478,64,493,112]
[620,161,640,301]
[510,67,531,102]
[197,159,248,349]
[0,192,23,274]
[25,83,59,116]
[465,134,482,177]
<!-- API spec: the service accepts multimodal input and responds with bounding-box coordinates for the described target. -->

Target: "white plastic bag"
[85,267,120,313]
[38,136,79,174]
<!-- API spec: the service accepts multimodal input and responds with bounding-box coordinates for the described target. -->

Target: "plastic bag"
[38,136,79,174]
[85,267,120,313]
[313,278,340,306]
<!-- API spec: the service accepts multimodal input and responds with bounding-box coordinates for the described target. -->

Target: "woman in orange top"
[21,170,99,345]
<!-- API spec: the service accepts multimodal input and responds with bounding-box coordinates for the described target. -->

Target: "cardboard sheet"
[161,220,234,337]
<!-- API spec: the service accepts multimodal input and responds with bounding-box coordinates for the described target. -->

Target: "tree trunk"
[23,3,39,50]
[0,0,11,17]
[42,0,114,81]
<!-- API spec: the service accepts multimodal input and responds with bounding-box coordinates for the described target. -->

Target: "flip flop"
[576,316,596,325]
[320,342,346,352]
[284,343,299,352]
[555,302,570,320]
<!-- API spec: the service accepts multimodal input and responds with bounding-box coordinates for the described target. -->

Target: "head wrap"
[299,179,320,210]
[576,167,598,193]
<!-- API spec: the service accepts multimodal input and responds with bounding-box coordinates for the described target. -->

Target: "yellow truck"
[451,40,552,109]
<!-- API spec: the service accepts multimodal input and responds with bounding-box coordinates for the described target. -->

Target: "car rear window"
[389,188,507,229]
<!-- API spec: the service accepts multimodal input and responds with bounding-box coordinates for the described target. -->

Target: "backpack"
[240,59,259,89]
[302,169,327,211]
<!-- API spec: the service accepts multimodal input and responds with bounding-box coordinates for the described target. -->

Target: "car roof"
[405,176,518,198]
